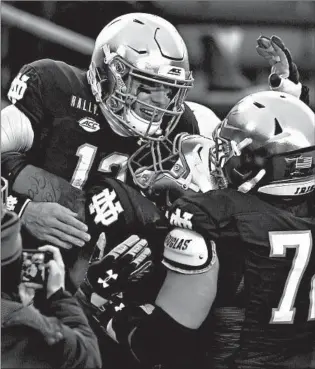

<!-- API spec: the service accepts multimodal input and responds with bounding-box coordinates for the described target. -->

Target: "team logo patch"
[89,188,124,226]
[8,73,30,104]
[6,195,18,212]
[78,117,100,132]
[166,208,193,229]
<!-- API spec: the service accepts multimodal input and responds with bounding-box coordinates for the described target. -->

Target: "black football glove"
[256,35,309,105]
[80,235,153,303]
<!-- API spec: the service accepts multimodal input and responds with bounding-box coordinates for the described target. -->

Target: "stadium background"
[1,1,315,118]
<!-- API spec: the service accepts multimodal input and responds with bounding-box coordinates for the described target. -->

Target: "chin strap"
[238,169,266,193]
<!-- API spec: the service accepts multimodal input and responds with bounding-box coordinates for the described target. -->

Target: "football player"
[77,92,315,369]
[74,175,219,369]
[1,12,216,251]
[1,17,308,253]
[161,91,315,368]
[71,96,315,368]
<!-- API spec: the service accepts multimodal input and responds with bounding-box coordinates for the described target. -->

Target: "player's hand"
[21,202,91,250]
[38,245,65,299]
[256,35,302,98]
[80,235,153,302]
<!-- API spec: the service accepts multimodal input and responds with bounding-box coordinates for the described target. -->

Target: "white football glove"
[256,35,302,99]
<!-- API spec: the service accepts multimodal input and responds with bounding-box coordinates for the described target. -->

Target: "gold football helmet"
[211,91,315,196]
[88,13,193,141]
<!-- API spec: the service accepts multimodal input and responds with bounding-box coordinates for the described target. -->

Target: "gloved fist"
[256,35,302,98]
[80,235,153,302]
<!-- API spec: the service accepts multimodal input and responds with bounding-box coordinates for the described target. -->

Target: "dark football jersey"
[168,189,315,369]
[7,59,199,190]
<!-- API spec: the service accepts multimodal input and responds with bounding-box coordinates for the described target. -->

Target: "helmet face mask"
[211,91,315,196]
[1,177,8,220]
[129,133,218,202]
[88,13,193,141]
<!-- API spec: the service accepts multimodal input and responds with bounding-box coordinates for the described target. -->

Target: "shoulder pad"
[162,227,217,274]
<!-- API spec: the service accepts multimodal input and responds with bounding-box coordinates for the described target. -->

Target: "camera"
[21,250,53,287]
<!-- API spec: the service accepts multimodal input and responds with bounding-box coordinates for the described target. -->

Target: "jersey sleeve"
[85,176,167,260]
[7,61,46,128]
[167,189,242,241]
[167,196,217,241]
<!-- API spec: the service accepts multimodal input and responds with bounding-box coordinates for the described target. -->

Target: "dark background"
[2,1,315,118]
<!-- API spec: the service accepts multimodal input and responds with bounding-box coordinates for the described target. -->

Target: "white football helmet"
[88,13,193,141]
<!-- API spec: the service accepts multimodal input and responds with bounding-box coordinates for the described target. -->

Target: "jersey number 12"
[71,143,129,189]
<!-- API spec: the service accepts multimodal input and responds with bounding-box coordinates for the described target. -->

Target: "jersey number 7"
[269,230,315,323]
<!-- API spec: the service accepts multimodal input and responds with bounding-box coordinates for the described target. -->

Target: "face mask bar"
[128,133,191,189]
[93,50,193,141]
[210,123,253,189]
[1,177,8,208]
[1,177,8,221]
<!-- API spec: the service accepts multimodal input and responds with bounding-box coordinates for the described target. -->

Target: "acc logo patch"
[78,117,100,132]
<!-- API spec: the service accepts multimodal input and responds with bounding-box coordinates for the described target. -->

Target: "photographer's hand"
[38,245,65,299]
[19,282,43,306]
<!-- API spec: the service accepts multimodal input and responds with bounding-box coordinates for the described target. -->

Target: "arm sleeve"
[1,153,85,218]
[7,63,45,127]
[11,164,85,217]
[1,105,34,153]
[38,288,102,368]
[108,304,199,368]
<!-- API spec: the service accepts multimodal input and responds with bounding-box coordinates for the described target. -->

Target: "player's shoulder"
[170,188,315,235]
[20,58,88,92]
[169,188,271,227]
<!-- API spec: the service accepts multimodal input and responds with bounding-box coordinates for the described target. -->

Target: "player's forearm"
[12,164,85,215]
[155,267,218,329]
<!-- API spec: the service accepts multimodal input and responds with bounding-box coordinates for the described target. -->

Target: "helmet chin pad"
[126,108,162,137]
